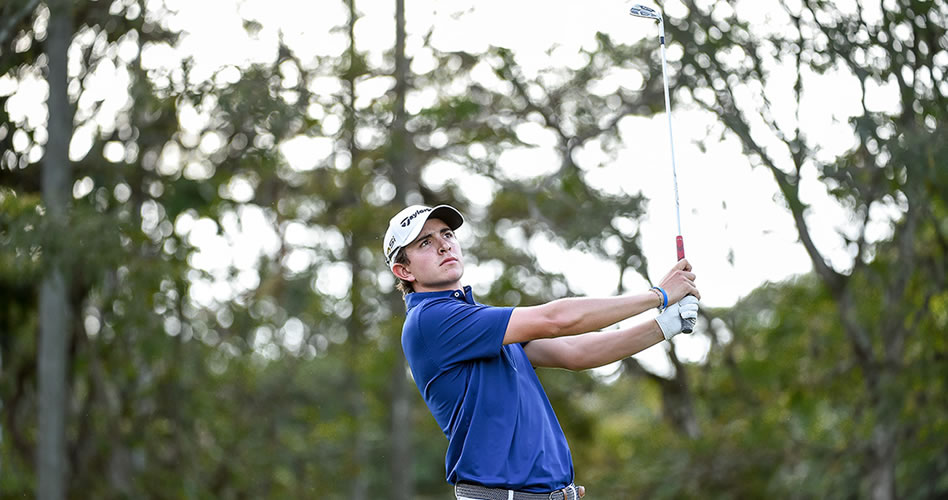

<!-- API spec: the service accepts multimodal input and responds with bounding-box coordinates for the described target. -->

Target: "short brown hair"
[394,250,414,296]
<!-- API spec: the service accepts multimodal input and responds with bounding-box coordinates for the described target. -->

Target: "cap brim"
[428,205,464,230]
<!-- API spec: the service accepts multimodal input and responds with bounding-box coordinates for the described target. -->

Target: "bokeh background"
[1,0,946,498]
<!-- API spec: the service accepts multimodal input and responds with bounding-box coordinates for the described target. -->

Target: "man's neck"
[413,282,463,294]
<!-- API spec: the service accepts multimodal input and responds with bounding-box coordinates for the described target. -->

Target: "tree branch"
[0,0,40,49]
[673,1,873,362]
[620,351,700,439]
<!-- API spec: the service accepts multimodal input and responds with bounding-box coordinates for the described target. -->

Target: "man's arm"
[503,292,661,345]
[502,259,698,345]
[522,321,664,371]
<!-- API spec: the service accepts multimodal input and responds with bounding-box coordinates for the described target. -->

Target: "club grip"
[676,235,695,333]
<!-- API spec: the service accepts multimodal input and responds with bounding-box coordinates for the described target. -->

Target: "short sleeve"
[417,300,513,366]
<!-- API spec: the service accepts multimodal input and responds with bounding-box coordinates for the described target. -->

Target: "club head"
[629,4,662,21]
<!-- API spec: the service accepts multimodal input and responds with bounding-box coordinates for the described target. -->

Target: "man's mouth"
[441,257,458,266]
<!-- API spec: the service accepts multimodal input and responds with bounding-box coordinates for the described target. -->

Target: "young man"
[384,204,700,500]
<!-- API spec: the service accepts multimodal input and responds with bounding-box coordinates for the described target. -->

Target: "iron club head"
[629,4,662,21]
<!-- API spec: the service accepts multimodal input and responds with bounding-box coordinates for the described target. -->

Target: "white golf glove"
[656,295,699,340]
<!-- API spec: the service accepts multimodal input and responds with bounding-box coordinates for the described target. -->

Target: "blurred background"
[1,0,946,498]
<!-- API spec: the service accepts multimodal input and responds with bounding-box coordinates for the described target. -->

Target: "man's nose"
[437,236,452,252]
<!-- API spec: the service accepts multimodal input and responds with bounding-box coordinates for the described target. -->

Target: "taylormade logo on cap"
[383,204,464,269]
[400,207,432,228]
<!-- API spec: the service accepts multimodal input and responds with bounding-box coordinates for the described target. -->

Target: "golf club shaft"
[630,5,694,331]
[657,19,684,258]
[657,19,694,333]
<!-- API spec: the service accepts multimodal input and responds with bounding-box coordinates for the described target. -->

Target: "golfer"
[384,204,699,499]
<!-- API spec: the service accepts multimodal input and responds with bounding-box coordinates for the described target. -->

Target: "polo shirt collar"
[405,285,474,310]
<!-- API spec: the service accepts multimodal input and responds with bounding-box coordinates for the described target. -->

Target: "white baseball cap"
[383,204,464,269]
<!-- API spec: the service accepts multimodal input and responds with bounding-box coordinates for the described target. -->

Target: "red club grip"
[676,235,695,333]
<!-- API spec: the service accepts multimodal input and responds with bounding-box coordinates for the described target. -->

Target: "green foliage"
[1,0,946,498]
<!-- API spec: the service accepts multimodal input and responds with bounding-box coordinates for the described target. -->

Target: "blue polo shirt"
[401,286,573,492]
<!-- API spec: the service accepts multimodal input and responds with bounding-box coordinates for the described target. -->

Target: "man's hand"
[658,259,700,304]
[655,295,699,340]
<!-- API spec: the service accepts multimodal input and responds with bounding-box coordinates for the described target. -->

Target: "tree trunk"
[343,3,368,498]
[869,420,897,500]
[868,369,898,500]
[665,345,700,439]
[387,0,414,498]
[347,242,368,500]
[389,348,413,500]
[38,0,73,498]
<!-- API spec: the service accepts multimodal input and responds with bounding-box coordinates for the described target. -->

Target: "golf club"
[629,3,695,333]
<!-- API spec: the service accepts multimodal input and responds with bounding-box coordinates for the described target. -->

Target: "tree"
[37,0,73,497]
[624,0,948,497]
[386,0,415,497]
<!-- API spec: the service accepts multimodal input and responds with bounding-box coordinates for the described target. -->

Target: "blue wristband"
[651,286,668,310]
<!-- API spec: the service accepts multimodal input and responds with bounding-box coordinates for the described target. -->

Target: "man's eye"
[445,231,454,238]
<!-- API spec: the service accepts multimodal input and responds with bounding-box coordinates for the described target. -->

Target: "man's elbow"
[562,352,594,371]
[553,342,588,371]
[544,300,581,338]
[508,302,576,344]
[559,358,584,372]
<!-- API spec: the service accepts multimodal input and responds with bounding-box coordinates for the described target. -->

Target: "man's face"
[394,218,464,292]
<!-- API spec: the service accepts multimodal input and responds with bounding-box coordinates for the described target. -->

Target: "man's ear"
[392,262,414,282]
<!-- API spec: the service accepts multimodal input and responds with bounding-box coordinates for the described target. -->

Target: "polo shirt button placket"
[453,292,461,299]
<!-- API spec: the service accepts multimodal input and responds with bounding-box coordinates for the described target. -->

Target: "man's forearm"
[568,321,664,370]
[506,289,664,345]
[526,320,665,371]
[545,292,662,337]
